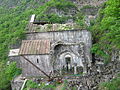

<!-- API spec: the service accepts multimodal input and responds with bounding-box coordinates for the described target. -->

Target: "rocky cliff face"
[0,0,49,8]
[0,0,106,24]
[0,0,106,10]
[71,0,106,7]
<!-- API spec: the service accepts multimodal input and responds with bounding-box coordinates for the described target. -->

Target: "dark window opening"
[37,59,39,63]
[33,20,51,25]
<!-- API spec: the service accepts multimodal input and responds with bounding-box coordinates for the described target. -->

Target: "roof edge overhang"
[19,53,50,56]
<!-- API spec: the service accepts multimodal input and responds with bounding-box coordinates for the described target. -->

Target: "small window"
[37,59,39,63]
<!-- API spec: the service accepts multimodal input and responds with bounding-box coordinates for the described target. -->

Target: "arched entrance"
[65,54,71,72]
[56,52,84,75]
[61,53,74,75]
[51,42,86,75]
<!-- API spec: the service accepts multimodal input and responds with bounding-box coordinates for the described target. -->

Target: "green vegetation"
[46,0,77,11]
[62,80,68,90]
[0,0,119,89]
[75,12,86,29]
[98,74,120,90]
[90,0,120,62]
[91,0,120,89]
[81,5,97,10]
[23,80,61,90]
[35,23,81,32]
[0,0,81,89]
[0,62,21,89]
[35,0,77,23]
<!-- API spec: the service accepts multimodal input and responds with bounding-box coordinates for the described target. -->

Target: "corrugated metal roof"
[19,40,50,55]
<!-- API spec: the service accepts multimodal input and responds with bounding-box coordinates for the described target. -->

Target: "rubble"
[64,61,120,90]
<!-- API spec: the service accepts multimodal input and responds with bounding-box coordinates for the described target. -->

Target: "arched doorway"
[55,52,85,75]
[65,54,72,72]
[57,52,76,75]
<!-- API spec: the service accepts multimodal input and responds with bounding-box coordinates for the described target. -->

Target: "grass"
[98,73,120,90]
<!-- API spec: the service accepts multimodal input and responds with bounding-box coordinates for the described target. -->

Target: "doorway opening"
[65,57,71,71]
[65,57,71,64]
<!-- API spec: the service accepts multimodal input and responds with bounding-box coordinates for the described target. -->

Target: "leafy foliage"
[90,0,120,61]
[1,0,119,89]
[0,0,80,89]
[46,0,76,11]
[24,80,56,90]
[98,74,120,90]
[35,0,77,23]
[0,62,21,89]
[25,80,39,89]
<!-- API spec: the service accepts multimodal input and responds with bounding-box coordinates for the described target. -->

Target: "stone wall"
[9,56,21,68]
[26,30,92,62]
[27,23,81,33]
[21,30,92,77]
[52,43,86,74]
[21,55,53,77]
[11,75,24,90]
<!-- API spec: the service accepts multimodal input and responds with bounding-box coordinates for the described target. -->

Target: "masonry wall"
[26,30,91,45]
[9,56,21,68]
[21,55,53,77]
[26,30,92,63]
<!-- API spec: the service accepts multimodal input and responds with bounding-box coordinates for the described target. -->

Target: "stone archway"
[57,52,85,75]
[50,41,88,75]
[58,52,74,75]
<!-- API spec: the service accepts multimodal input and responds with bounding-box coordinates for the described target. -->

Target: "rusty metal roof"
[19,40,50,55]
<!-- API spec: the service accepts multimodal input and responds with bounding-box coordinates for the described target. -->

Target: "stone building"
[9,15,92,77]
